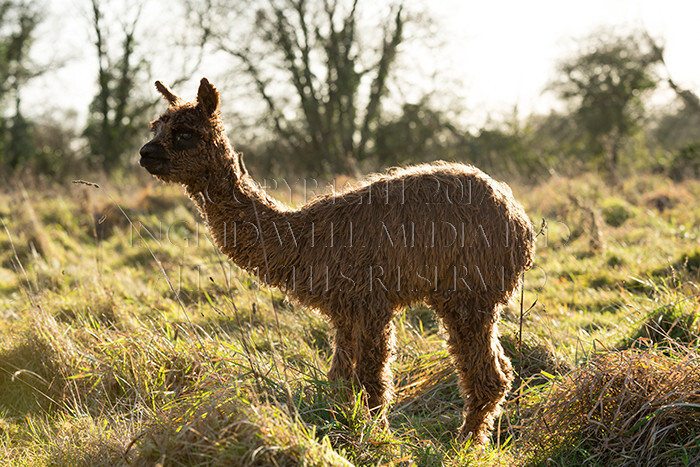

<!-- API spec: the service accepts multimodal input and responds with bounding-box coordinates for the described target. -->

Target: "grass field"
[1,170,699,466]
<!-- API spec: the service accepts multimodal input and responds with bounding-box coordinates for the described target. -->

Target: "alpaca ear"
[197,77,220,116]
[155,81,179,105]
[237,152,248,176]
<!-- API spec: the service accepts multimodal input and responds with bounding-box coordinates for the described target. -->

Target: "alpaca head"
[140,78,238,186]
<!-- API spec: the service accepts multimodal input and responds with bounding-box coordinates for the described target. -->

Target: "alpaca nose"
[140,143,156,158]
[139,141,171,175]
[139,144,152,158]
[140,142,168,160]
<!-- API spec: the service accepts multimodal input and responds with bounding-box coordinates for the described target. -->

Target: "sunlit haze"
[26,0,700,129]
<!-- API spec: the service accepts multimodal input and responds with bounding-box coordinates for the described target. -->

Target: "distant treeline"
[1,0,699,181]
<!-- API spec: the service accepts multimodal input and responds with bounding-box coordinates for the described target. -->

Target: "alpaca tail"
[511,210,537,276]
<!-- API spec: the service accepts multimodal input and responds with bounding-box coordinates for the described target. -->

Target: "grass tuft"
[521,348,700,466]
[133,387,353,466]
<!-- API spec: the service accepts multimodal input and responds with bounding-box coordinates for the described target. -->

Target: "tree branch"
[357,5,403,161]
[219,43,295,142]
[644,31,700,114]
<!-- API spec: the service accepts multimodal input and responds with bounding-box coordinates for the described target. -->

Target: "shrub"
[668,142,700,181]
[600,197,635,227]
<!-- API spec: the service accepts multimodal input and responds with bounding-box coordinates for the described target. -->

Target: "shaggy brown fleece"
[139,78,536,446]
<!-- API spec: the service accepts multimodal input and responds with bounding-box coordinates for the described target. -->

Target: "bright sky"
[25,0,700,129]
[430,0,700,122]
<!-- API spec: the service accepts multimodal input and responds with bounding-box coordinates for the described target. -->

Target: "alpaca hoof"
[373,412,390,431]
[327,368,344,382]
[458,426,489,447]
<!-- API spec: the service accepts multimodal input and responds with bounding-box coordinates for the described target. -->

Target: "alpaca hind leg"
[436,301,513,445]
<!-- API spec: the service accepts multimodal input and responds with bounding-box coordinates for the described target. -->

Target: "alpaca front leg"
[439,305,513,446]
[355,320,396,414]
[328,322,356,383]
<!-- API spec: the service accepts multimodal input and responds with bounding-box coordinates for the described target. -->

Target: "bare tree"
[190,0,406,175]
[83,0,150,168]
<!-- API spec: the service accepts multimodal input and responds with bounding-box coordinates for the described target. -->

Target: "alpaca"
[139,78,536,445]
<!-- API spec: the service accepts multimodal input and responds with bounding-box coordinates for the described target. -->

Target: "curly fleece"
[141,78,536,445]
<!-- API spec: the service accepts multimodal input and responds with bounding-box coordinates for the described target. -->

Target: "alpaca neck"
[184,159,297,287]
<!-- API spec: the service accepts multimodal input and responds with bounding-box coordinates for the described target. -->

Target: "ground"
[0,171,698,466]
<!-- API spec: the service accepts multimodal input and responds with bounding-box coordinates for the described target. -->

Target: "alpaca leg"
[495,340,514,386]
[436,301,513,445]
[328,321,356,383]
[355,320,396,413]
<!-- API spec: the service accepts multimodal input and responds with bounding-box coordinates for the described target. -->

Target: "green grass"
[0,172,698,465]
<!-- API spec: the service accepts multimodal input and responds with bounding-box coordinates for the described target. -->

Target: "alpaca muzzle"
[139,142,171,175]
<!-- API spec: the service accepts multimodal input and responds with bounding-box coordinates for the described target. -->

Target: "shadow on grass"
[0,334,67,417]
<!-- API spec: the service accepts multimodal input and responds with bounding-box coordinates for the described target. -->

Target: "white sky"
[430,0,700,122]
[25,0,700,129]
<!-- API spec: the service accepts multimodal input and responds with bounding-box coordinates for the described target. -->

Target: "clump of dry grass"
[642,181,696,213]
[635,305,699,346]
[44,415,132,466]
[132,387,353,466]
[521,347,700,465]
[0,314,77,417]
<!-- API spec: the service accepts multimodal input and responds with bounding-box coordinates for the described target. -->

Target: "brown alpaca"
[140,78,536,445]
